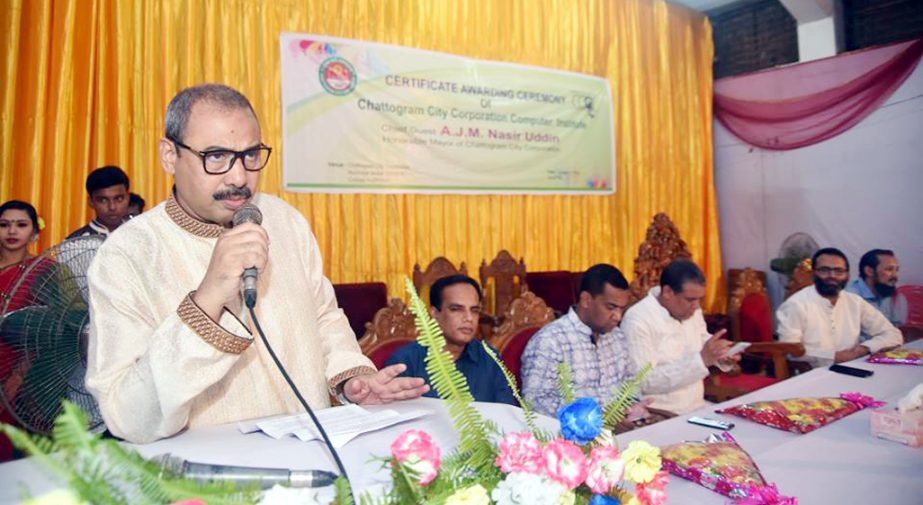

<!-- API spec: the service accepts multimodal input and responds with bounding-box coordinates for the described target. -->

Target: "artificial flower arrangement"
[1,279,665,505]
[370,280,665,505]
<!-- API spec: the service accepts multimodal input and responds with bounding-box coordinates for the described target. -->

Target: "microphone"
[231,203,263,309]
[154,453,337,489]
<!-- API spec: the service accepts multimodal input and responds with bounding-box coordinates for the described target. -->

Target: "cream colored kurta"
[777,285,903,367]
[621,287,713,415]
[85,193,374,443]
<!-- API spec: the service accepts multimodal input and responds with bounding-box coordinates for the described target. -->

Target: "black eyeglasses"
[815,266,848,276]
[170,138,272,175]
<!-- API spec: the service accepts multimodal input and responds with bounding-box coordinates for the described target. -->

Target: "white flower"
[259,484,323,505]
[491,472,568,505]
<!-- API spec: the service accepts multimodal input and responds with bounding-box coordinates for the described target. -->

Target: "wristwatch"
[334,381,354,405]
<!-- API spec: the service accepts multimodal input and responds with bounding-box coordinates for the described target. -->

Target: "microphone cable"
[247,304,354,499]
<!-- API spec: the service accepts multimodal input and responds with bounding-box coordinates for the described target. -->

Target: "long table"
[1,345,921,504]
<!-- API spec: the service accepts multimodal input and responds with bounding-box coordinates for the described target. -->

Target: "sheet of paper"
[238,405,431,448]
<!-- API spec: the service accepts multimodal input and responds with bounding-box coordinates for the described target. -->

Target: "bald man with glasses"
[85,84,427,444]
[776,247,902,367]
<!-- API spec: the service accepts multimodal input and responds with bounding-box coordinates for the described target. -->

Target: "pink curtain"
[714,38,923,150]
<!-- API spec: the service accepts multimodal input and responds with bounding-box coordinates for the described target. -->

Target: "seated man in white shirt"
[777,247,902,367]
[621,259,737,415]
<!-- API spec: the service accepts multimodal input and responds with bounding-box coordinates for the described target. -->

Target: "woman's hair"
[0,200,40,231]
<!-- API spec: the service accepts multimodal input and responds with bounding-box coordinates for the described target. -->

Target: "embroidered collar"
[165,195,225,239]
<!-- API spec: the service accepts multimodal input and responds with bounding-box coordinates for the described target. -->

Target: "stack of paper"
[237,405,430,448]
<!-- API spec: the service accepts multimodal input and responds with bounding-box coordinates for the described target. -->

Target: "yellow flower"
[620,440,661,484]
[22,489,84,505]
[37,216,46,231]
[446,484,490,505]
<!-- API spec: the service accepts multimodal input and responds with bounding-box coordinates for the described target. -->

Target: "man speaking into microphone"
[85,84,428,444]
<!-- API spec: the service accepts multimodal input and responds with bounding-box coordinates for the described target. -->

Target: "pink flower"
[585,446,625,494]
[635,470,669,505]
[496,432,544,474]
[542,439,588,489]
[390,429,441,485]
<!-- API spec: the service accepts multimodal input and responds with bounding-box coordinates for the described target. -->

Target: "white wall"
[714,62,923,308]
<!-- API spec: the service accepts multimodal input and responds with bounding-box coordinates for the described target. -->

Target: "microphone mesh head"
[232,202,263,227]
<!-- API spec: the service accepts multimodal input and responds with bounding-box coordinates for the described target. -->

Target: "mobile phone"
[687,416,734,430]
[725,341,751,357]
[829,364,874,378]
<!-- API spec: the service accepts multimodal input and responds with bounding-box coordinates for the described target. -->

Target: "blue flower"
[557,397,603,445]
[589,494,621,505]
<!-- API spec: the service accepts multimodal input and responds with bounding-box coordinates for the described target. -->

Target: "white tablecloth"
[616,345,923,504]
[1,345,921,504]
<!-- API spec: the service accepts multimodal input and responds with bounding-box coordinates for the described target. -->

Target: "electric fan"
[770,232,819,277]
[0,235,106,434]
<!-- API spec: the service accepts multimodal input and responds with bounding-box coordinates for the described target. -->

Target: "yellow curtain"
[0,0,725,310]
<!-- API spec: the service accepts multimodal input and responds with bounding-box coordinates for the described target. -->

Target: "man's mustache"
[213,186,252,201]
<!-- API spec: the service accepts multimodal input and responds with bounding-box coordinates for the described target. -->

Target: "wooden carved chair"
[524,270,577,316]
[488,291,555,390]
[706,268,810,401]
[412,257,468,306]
[358,298,417,370]
[727,268,773,344]
[332,282,388,339]
[629,213,693,304]
[785,258,813,299]
[479,250,527,320]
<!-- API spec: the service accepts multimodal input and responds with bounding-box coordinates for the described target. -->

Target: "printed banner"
[281,34,616,194]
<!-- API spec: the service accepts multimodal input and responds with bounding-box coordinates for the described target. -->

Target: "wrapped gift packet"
[867,348,923,366]
[716,393,884,434]
[661,432,795,504]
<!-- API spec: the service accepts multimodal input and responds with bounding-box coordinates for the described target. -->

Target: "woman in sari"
[0,200,44,461]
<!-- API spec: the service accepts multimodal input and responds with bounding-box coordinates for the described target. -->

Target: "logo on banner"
[318,57,357,96]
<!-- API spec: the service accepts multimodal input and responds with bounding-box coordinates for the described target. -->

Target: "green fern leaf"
[480,342,543,438]
[404,278,495,473]
[602,363,652,430]
[557,362,575,405]
[4,401,260,505]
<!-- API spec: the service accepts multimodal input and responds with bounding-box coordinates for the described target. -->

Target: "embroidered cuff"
[177,292,253,354]
[327,365,377,400]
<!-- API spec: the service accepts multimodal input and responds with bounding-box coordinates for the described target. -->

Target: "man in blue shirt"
[386,274,516,405]
[846,249,908,333]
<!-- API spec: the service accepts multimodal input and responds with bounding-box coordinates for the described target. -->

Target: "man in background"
[127,192,146,217]
[621,259,737,415]
[387,274,516,405]
[777,247,902,366]
[521,264,635,417]
[67,166,131,238]
[846,249,908,331]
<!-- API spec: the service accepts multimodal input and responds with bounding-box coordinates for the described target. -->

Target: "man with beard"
[85,84,427,444]
[777,247,902,367]
[846,249,908,330]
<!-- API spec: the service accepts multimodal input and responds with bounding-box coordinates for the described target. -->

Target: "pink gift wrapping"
[866,348,923,366]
